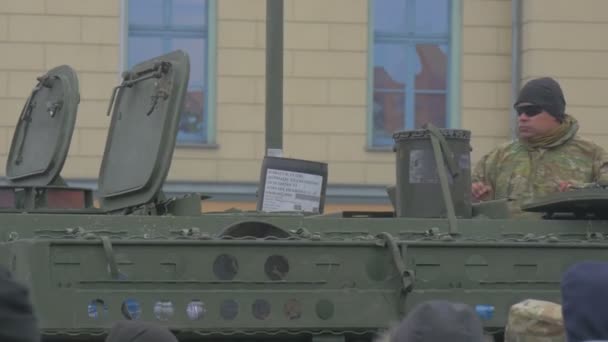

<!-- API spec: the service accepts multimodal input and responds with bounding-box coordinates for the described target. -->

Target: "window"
[126,0,215,145]
[370,0,451,147]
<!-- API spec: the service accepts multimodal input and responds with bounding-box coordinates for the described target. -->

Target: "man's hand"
[472,182,493,201]
[558,181,574,192]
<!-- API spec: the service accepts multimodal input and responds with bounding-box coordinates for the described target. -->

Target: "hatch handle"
[146,89,169,116]
[15,75,53,165]
[378,232,414,315]
[46,100,63,117]
[106,61,172,117]
[101,235,120,280]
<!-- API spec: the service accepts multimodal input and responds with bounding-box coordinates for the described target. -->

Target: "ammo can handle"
[425,124,459,178]
[425,123,459,234]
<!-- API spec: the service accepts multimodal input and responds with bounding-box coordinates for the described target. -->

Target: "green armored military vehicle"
[3,5,608,342]
[4,55,608,342]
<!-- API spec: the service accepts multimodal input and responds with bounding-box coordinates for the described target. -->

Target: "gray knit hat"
[388,300,485,342]
[514,77,566,120]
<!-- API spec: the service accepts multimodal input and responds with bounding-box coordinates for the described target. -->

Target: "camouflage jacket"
[472,120,608,212]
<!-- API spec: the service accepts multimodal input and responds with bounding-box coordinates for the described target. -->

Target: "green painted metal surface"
[6,65,80,186]
[3,210,608,341]
[99,49,190,212]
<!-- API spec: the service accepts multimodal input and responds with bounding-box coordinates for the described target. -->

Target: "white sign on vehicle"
[262,168,323,213]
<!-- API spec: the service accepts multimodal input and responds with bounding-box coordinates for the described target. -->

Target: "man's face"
[515,103,561,139]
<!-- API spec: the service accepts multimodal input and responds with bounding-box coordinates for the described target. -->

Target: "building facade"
[0,0,606,212]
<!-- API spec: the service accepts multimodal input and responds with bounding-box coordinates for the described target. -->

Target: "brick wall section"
[461,0,513,165]
[0,0,516,188]
[8,0,584,189]
[207,0,393,185]
[0,0,120,178]
[0,0,385,185]
[196,0,266,182]
[284,0,387,186]
[522,0,608,150]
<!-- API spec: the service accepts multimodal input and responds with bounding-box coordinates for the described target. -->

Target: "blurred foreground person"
[0,266,40,342]
[504,299,565,342]
[561,261,608,342]
[375,300,484,342]
[105,321,178,342]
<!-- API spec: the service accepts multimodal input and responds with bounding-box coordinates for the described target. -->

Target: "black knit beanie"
[514,77,566,120]
[0,267,40,342]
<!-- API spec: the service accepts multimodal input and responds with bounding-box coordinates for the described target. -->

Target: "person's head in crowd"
[375,300,485,342]
[504,299,565,342]
[0,266,40,342]
[561,261,608,342]
[105,320,178,342]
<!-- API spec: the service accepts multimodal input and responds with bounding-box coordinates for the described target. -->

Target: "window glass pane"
[374,44,407,86]
[172,0,206,27]
[172,37,207,143]
[373,88,405,146]
[415,44,448,90]
[128,0,210,145]
[171,38,206,85]
[129,0,164,26]
[373,43,407,146]
[374,0,407,33]
[371,0,451,146]
[415,93,446,128]
[178,88,206,143]
[128,37,164,68]
[414,0,449,34]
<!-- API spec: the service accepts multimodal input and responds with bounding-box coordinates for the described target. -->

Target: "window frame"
[120,0,217,147]
[366,0,462,150]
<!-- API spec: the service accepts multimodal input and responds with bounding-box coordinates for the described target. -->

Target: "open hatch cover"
[98,50,190,212]
[522,186,608,217]
[6,65,80,186]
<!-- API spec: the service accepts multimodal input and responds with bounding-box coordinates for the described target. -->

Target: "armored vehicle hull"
[2,212,606,341]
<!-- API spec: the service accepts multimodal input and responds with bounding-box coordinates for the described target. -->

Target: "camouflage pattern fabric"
[472,116,608,216]
[504,299,565,342]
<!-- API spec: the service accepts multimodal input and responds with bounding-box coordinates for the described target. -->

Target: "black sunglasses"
[515,105,544,117]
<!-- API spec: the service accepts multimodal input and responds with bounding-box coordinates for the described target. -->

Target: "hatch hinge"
[106,60,173,117]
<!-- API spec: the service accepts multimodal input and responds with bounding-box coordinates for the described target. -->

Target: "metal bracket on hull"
[378,232,414,315]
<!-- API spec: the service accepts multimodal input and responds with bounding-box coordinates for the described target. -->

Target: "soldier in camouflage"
[471,77,608,216]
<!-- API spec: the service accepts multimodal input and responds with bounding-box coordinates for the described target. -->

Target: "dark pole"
[265,0,283,156]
